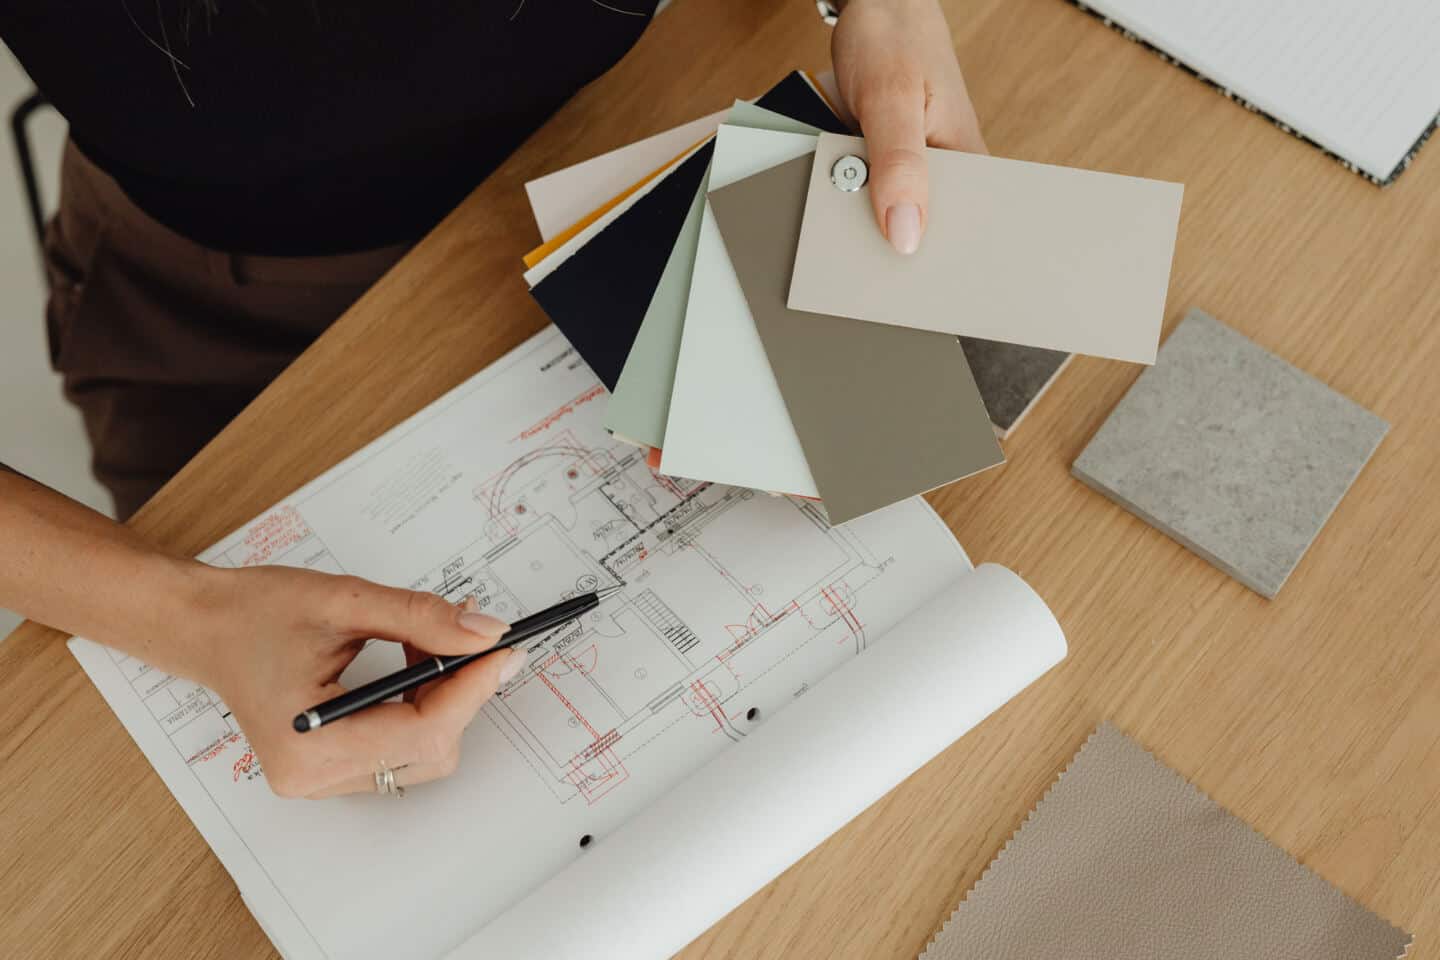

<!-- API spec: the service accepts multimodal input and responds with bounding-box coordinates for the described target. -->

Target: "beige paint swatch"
[708,154,1003,525]
[922,723,1412,960]
[790,133,1183,364]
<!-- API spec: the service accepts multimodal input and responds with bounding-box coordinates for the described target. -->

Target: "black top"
[0,1,657,255]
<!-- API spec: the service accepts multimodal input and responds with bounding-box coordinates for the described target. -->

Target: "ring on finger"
[374,761,408,798]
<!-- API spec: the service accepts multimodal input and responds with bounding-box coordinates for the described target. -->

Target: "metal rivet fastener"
[830,154,868,192]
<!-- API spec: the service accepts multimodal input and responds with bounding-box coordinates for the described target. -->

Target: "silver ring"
[374,762,406,798]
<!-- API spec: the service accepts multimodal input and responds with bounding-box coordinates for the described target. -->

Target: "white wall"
[0,48,112,639]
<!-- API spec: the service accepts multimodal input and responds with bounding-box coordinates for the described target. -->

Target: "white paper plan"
[69,326,1067,960]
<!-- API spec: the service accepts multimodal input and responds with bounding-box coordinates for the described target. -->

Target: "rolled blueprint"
[453,562,1066,959]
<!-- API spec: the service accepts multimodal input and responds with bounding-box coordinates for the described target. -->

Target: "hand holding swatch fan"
[522,71,1184,523]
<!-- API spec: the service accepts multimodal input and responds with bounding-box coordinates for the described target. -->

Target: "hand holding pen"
[295,584,623,733]
[165,567,523,800]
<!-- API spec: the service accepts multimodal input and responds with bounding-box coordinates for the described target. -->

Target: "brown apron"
[42,140,409,519]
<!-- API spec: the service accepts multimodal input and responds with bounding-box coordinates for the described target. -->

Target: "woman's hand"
[1,470,522,802]
[184,565,522,799]
[830,0,987,254]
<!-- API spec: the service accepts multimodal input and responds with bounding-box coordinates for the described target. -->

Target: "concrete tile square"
[1072,309,1388,598]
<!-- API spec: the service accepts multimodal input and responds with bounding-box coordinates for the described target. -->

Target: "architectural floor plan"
[69,327,975,959]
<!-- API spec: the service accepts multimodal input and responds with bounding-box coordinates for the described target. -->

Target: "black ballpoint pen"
[293,584,624,733]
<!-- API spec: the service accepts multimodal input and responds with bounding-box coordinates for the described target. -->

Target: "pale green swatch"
[604,101,824,449]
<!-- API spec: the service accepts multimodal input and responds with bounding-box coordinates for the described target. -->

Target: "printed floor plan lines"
[81,329,942,815]
[395,425,900,807]
[66,328,983,960]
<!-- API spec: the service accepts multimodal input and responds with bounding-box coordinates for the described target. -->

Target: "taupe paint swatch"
[923,723,1412,960]
[708,155,1003,525]
[789,133,1183,364]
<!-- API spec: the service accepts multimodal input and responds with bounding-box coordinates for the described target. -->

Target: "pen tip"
[596,583,625,600]
[293,714,310,733]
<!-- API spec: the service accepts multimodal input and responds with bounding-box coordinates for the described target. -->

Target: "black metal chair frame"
[10,91,50,270]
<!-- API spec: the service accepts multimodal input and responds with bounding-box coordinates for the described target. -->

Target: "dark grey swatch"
[708,154,1003,525]
[959,338,1071,436]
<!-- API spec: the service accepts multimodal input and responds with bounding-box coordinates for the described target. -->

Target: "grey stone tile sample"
[1072,309,1388,598]
[960,338,1072,437]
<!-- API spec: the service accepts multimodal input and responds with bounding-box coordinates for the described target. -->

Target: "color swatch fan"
[520,70,1184,524]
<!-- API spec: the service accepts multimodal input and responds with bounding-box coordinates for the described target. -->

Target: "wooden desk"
[4,0,1438,956]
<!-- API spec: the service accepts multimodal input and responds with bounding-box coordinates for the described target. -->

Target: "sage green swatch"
[604,101,824,449]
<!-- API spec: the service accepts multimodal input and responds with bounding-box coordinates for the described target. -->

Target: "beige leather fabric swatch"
[790,133,1183,364]
[922,724,1412,960]
[707,153,1003,525]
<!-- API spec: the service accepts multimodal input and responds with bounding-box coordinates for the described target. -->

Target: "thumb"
[344,580,510,655]
[855,81,929,255]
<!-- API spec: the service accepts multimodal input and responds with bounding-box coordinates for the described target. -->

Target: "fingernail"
[886,204,922,255]
[459,611,508,637]
[498,647,528,684]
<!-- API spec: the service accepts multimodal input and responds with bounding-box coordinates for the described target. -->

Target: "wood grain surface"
[3,0,1438,956]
